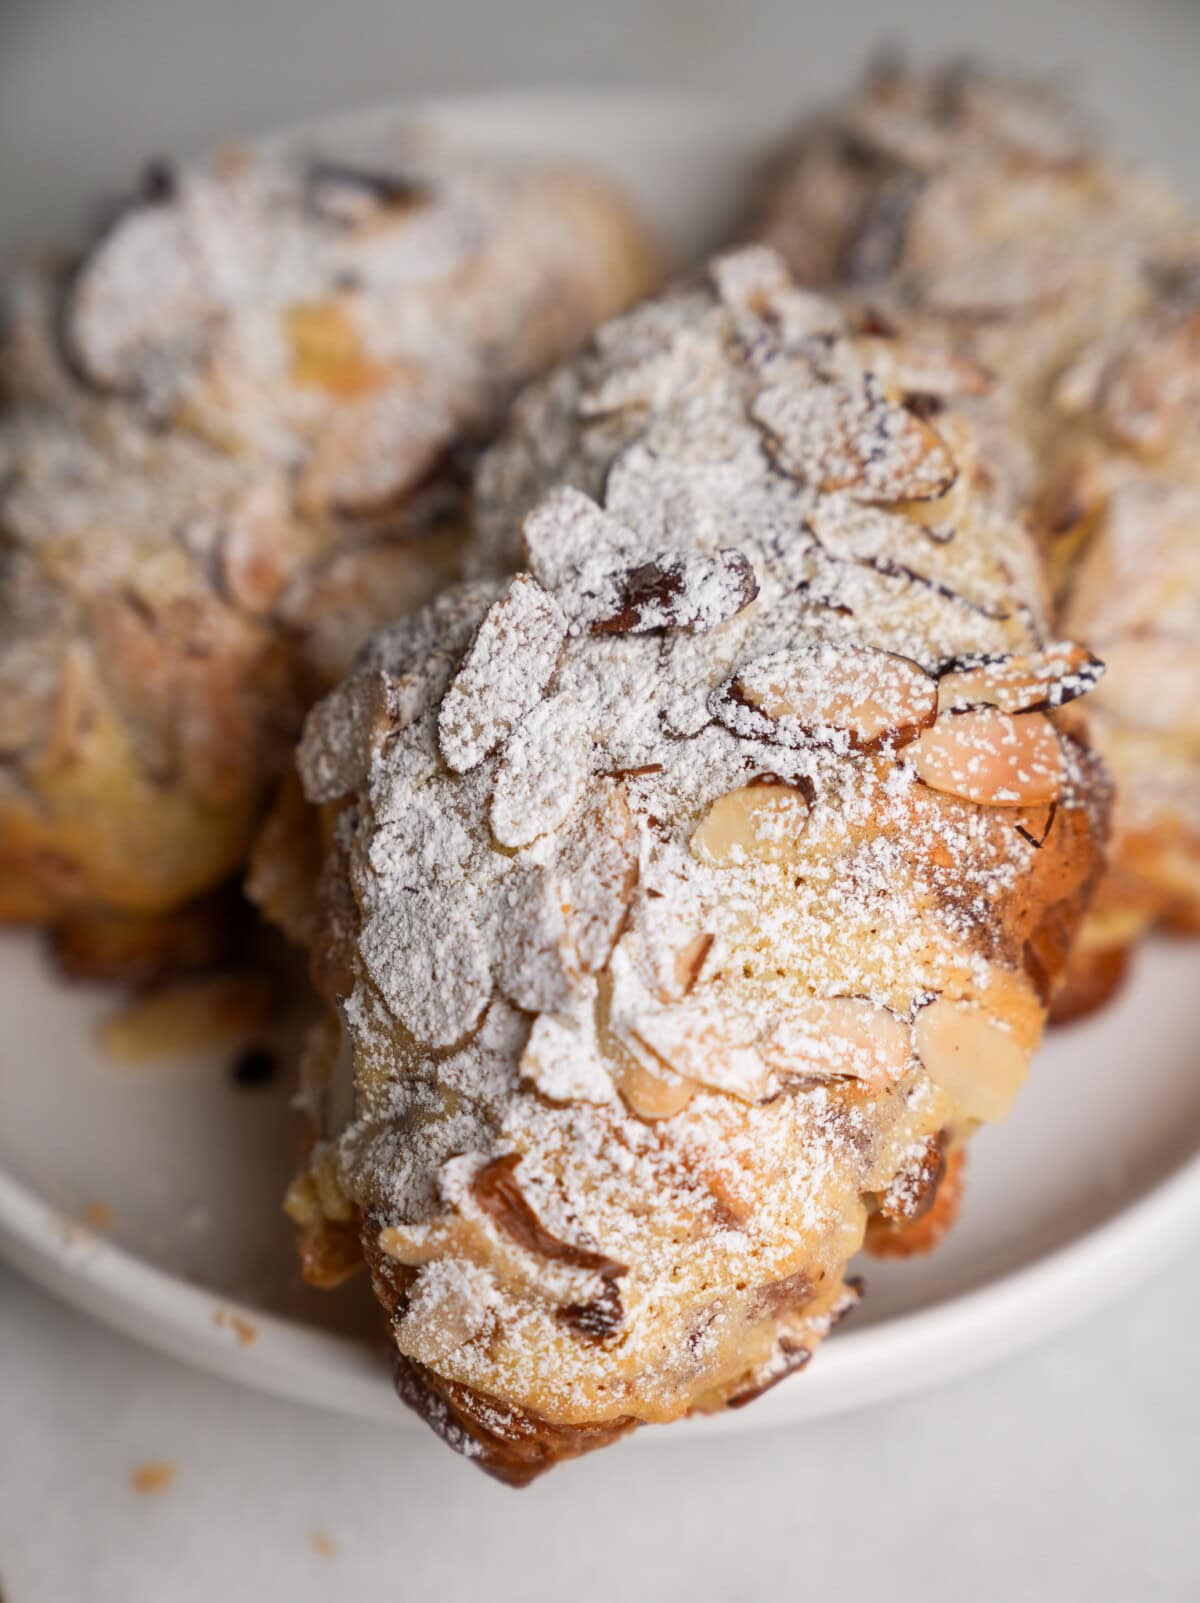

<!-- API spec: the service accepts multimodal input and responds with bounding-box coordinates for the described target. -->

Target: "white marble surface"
[2,1256,1199,1602]
[3,1,1200,1598]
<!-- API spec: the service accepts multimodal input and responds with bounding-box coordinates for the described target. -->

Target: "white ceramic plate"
[2,91,1200,1434]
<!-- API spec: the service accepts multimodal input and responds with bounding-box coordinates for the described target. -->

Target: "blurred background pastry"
[0,129,658,978]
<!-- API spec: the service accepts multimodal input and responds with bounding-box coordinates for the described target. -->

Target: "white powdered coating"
[437,576,568,773]
[296,247,1106,1442]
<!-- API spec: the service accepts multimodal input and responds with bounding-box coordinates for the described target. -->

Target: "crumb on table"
[130,1460,177,1495]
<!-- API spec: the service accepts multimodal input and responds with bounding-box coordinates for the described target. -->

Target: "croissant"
[0,132,657,976]
[274,249,1109,1480]
[757,60,1200,1016]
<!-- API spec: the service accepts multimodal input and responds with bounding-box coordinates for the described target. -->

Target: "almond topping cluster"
[293,246,1108,1476]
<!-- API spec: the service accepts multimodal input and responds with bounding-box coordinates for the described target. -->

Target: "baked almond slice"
[491,695,591,848]
[905,710,1065,806]
[627,993,910,1102]
[915,999,1030,1123]
[936,643,1104,716]
[555,784,640,977]
[612,1055,698,1120]
[752,372,957,503]
[689,782,810,867]
[438,575,567,773]
[759,997,911,1087]
[587,548,758,635]
[715,643,937,753]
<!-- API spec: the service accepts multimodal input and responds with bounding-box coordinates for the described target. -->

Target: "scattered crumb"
[212,1307,259,1346]
[131,1460,177,1495]
[310,1530,337,1559]
[82,1201,113,1231]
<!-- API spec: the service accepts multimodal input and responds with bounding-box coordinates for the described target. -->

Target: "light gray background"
[1,1,1198,1599]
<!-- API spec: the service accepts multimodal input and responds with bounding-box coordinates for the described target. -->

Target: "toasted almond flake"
[760,997,911,1086]
[520,1012,616,1105]
[906,710,1064,806]
[490,695,591,847]
[360,888,492,1048]
[936,643,1104,716]
[587,548,758,635]
[752,373,956,502]
[100,973,272,1063]
[521,487,642,592]
[438,575,567,773]
[612,1057,697,1120]
[719,644,937,753]
[689,782,810,868]
[556,785,640,977]
[915,999,1030,1122]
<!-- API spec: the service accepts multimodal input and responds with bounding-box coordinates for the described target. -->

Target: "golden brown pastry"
[0,133,658,969]
[757,60,1200,1015]
[274,249,1109,1481]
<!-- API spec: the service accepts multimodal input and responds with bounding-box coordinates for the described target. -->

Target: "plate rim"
[4,1140,1199,1432]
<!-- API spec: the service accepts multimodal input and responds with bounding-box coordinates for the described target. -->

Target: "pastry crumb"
[310,1529,337,1558]
[82,1201,113,1231]
[130,1460,177,1495]
[212,1307,259,1346]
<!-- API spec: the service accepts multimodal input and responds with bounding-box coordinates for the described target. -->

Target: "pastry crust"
[756,60,1200,1014]
[273,250,1109,1478]
[0,135,659,963]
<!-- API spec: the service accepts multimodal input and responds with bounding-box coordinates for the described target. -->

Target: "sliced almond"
[613,1057,698,1120]
[690,782,810,868]
[490,695,591,848]
[936,643,1103,716]
[759,997,911,1087]
[628,996,771,1101]
[672,931,715,998]
[521,487,641,593]
[915,999,1030,1123]
[471,1154,626,1275]
[851,336,994,401]
[360,887,492,1049]
[626,993,909,1102]
[587,548,758,636]
[438,575,567,773]
[519,1013,615,1106]
[716,644,936,753]
[1096,307,1200,455]
[556,784,640,977]
[100,973,272,1063]
[751,372,957,503]
[905,710,1064,807]
[62,181,202,395]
